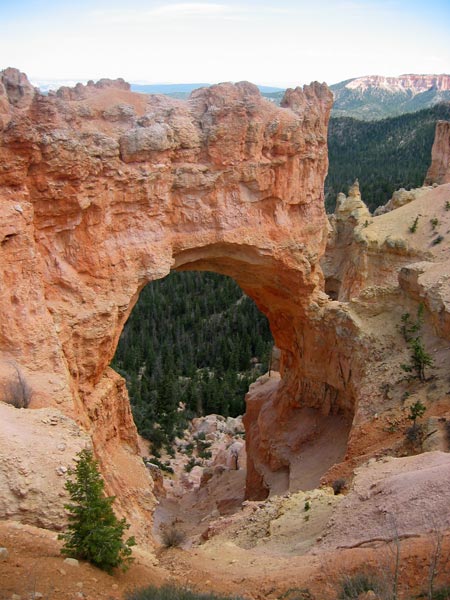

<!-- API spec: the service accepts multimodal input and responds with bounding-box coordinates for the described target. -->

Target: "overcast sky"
[1,0,449,87]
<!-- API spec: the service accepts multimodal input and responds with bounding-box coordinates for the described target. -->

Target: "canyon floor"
[2,378,450,600]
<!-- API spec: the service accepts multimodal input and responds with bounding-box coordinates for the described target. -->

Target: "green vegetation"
[408,400,427,425]
[407,337,434,382]
[126,585,242,600]
[185,457,202,472]
[58,449,135,573]
[430,218,439,230]
[399,304,424,342]
[409,216,420,233]
[325,103,450,212]
[405,400,428,452]
[113,271,273,452]
[400,305,434,382]
[143,456,174,474]
[429,586,450,600]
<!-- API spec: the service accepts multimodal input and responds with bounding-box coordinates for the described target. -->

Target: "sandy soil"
[2,517,450,600]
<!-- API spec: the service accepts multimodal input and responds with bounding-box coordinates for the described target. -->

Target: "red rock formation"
[425,120,450,185]
[3,68,450,531]
[0,68,334,533]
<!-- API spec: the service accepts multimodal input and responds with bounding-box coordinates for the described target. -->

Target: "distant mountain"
[130,83,210,94]
[325,102,450,212]
[330,74,450,120]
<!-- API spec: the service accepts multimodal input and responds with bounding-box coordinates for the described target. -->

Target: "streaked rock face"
[425,120,450,185]
[0,68,333,536]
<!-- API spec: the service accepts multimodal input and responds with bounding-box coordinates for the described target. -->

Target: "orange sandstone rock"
[0,68,333,535]
[425,120,450,185]
[2,68,450,536]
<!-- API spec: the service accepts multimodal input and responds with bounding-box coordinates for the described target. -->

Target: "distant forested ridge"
[113,272,272,452]
[325,102,450,212]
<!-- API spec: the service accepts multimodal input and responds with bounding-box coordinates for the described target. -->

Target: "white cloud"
[91,3,292,25]
[150,3,231,16]
[92,3,243,24]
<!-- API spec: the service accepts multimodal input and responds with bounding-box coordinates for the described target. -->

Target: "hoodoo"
[425,120,450,185]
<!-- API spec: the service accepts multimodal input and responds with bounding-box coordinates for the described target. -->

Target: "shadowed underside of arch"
[0,68,360,539]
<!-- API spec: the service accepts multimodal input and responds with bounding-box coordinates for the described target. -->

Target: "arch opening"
[113,269,273,454]
[109,241,355,539]
[112,268,275,539]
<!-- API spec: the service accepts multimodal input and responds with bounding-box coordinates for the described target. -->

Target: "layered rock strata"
[0,68,334,531]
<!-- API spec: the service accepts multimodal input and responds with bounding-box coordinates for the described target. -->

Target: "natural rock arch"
[0,68,361,537]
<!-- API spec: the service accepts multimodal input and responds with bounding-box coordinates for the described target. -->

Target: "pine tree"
[58,449,135,573]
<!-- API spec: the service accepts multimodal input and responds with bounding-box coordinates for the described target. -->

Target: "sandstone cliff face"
[314,181,450,481]
[0,69,334,532]
[2,68,450,536]
[425,120,450,185]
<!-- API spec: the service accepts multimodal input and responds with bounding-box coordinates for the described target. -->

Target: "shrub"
[399,305,433,381]
[185,457,201,472]
[144,457,174,474]
[160,525,186,548]
[399,305,423,342]
[445,420,450,444]
[126,584,242,600]
[184,442,194,455]
[429,587,450,600]
[432,235,444,245]
[408,400,426,424]
[405,423,427,449]
[338,572,385,599]
[430,217,439,230]
[279,588,315,600]
[58,449,135,573]
[332,478,346,495]
[198,449,212,460]
[409,216,419,233]
[2,362,31,408]
[405,401,428,452]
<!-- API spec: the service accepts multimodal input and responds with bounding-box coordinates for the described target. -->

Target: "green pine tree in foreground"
[58,448,135,573]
